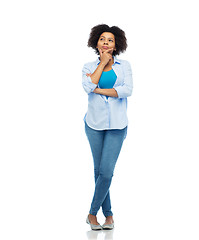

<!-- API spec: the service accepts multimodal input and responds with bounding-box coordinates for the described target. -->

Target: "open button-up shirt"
[82,57,133,130]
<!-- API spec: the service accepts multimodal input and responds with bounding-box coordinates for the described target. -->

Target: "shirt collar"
[95,56,121,65]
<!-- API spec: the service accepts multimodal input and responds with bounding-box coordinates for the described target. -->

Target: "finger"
[99,48,103,57]
[105,48,113,53]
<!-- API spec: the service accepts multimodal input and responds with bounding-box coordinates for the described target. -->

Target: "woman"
[82,24,133,230]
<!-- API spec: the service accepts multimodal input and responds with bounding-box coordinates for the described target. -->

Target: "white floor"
[86,229,115,240]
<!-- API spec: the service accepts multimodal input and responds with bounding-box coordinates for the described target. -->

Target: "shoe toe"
[102,223,114,230]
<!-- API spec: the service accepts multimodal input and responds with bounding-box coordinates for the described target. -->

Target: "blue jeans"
[85,122,127,217]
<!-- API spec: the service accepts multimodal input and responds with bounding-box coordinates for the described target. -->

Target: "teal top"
[98,69,117,89]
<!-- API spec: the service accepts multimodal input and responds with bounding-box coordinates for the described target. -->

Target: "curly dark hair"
[87,24,127,56]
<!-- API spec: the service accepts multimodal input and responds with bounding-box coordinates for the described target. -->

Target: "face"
[96,32,116,55]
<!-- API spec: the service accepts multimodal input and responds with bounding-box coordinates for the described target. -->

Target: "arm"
[82,49,113,94]
[93,88,118,98]
[82,64,98,94]
[89,60,133,98]
[89,62,106,85]
[86,73,118,97]
[90,48,113,84]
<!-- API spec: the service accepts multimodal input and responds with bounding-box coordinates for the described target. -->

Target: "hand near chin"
[99,48,113,66]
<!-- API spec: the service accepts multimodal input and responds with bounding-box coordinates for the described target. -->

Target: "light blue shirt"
[82,57,133,130]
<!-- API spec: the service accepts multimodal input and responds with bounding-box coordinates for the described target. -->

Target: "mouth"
[102,46,109,50]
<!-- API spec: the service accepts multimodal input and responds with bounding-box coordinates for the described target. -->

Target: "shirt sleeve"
[82,63,97,94]
[114,61,133,99]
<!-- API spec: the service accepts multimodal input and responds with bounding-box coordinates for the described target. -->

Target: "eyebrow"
[100,36,114,40]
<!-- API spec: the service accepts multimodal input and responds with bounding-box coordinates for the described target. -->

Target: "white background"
[0,0,199,239]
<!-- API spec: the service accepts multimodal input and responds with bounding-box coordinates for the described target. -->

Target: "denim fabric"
[85,122,127,217]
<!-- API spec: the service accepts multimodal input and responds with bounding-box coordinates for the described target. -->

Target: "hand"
[93,88,99,94]
[99,48,113,66]
[86,73,92,77]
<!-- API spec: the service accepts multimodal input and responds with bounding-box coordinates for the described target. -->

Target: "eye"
[100,38,104,41]
[109,39,113,42]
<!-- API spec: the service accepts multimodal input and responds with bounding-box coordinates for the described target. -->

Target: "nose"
[103,40,108,45]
